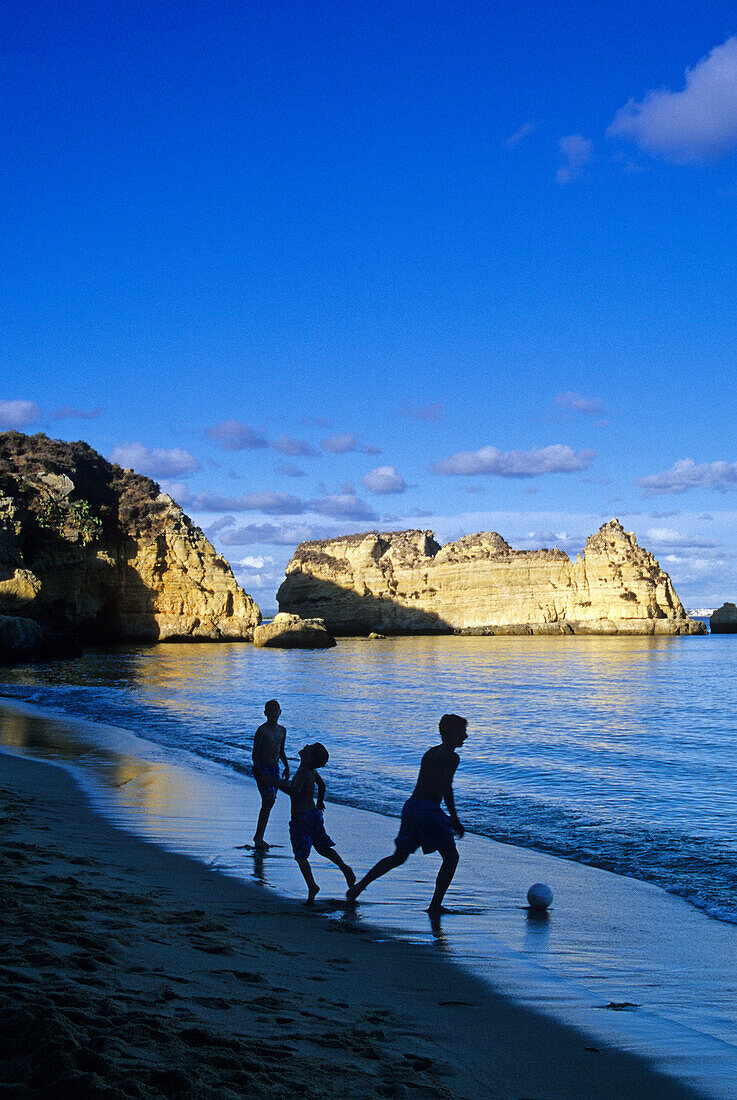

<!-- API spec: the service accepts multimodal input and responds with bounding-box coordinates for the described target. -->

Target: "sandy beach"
[0,743,706,1099]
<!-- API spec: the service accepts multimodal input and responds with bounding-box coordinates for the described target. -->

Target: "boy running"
[347,714,467,913]
[279,742,355,904]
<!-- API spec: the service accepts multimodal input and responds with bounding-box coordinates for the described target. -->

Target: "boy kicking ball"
[279,742,355,905]
[347,714,467,913]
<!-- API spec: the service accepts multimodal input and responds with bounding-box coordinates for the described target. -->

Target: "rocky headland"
[0,432,261,660]
[277,521,705,636]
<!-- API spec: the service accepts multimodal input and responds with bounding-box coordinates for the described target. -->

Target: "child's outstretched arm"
[315,771,326,812]
[279,767,308,797]
[279,731,290,779]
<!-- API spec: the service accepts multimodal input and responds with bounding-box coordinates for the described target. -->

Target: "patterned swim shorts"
[289,809,335,861]
[255,763,280,799]
[394,797,456,856]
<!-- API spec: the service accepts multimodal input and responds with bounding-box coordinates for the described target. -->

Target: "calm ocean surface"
[3,628,736,924]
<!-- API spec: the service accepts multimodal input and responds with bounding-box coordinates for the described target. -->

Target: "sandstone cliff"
[277,521,704,636]
[0,432,261,656]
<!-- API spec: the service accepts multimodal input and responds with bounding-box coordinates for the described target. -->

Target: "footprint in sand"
[191,995,232,1009]
[402,1055,435,1072]
[186,936,228,954]
[247,994,289,1010]
[224,970,264,984]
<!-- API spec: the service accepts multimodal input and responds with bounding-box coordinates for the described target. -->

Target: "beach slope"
[0,749,703,1099]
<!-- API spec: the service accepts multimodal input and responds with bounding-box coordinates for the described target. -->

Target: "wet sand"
[0,730,708,1098]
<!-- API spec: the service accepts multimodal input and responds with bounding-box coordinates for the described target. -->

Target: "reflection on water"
[0,708,152,793]
[3,633,737,923]
[0,709,236,847]
[524,909,552,951]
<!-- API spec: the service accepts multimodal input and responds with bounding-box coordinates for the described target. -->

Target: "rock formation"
[253,613,336,649]
[0,614,49,659]
[277,521,705,636]
[710,603,737,634]
[0,432,261,659]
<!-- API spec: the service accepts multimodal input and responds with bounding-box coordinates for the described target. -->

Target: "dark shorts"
[256,763,280,800]
[289,809,335,862]
[394,797,457,857]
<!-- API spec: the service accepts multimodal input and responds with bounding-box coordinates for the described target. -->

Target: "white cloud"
[638,458,737,493]
[0,399,41,429]
[237,554,272,570]
[321,433,380,455]
[272,434,318,456]
[321,433,359,454]
[508,528,584,554]
[206,420,269,451]
[645,527,718,550]
[506,121,537,147]
[607,37,737,163]
[204,516,236,537]
[361,465,407,495]
[399,403,444,422]
[186,490,306,515]
[309,492,377,520]
[301,414,332,429]
[158,479,191,501]
[555,391,604,415]
[239,492,305,515]
[274,461,306,478]
[49,405,103,421]
[232,559,283,595]
[220,522,340,546]
[110,442,200,478]
[434,444,594,478]
[646,526,686,542]
[556,134,593,183]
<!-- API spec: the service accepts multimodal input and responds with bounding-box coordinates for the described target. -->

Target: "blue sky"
[3,1,737,607]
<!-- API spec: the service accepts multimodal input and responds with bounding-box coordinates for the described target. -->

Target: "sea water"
[5,631,737,1095]
[2,628,736,926]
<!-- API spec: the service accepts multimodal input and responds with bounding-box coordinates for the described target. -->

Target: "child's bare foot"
[305,883,320,906]
[253,838,270,851]
[426,903,451,914]
[344,865,356,888]
[346,882,361,903]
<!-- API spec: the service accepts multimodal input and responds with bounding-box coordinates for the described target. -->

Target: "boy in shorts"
[252,699,289,850]
[346,714,467,913]
[279,742,355,904]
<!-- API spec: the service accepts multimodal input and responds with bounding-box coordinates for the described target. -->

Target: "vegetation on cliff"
[0,432,261,660]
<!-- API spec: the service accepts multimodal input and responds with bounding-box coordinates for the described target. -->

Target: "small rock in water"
[253,613,336,649]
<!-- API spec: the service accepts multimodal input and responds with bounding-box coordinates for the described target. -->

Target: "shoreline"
[0,703,718,1098]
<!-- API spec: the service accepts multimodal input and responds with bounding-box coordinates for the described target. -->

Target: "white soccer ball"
[527,882,553,910]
